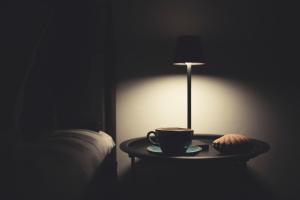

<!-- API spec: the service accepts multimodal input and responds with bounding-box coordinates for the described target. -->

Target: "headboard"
[14,0,115,142]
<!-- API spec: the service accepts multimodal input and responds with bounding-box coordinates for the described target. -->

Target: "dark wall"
[0,0,110,142]
[0,0,49,133]
[114,0,283,80]
[1,0,112,198]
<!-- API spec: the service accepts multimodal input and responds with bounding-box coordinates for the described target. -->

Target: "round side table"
[120,134,269,182]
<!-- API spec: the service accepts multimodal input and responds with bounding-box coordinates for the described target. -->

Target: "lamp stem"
[186,63,192,129]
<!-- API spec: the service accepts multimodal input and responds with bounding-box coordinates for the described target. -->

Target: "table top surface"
[119,134,270,162]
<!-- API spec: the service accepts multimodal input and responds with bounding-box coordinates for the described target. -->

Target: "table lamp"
[173,35,205,129]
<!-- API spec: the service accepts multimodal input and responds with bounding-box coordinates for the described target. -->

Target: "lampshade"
[173,35,205,66]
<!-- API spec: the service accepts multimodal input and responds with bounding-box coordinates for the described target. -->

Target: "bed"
[14,129,116,200]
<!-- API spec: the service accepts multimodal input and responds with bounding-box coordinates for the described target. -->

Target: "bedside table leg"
[129,155,136,183]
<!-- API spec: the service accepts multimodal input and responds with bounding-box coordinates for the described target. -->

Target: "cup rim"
[155,127,193,132]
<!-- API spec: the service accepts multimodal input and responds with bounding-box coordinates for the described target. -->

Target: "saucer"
[147,145,202,155]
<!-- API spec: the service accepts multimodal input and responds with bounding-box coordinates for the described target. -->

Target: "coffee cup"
[147,127,194,155]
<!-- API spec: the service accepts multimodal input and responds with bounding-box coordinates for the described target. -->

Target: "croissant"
[212,133,253,153]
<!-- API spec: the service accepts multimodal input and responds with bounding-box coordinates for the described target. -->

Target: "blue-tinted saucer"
[147,145,202,155]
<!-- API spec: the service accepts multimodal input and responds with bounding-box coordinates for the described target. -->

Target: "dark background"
[0,0,298,200]
[0,0,111,199]
[1,0,110,142]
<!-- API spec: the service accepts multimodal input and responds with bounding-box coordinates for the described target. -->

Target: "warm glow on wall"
[117,74,279,177]
[117,75,276,138]
[117,74,278,175]
[191,76,275,136]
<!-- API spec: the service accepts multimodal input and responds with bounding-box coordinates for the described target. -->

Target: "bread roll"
[212,133,253,153]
